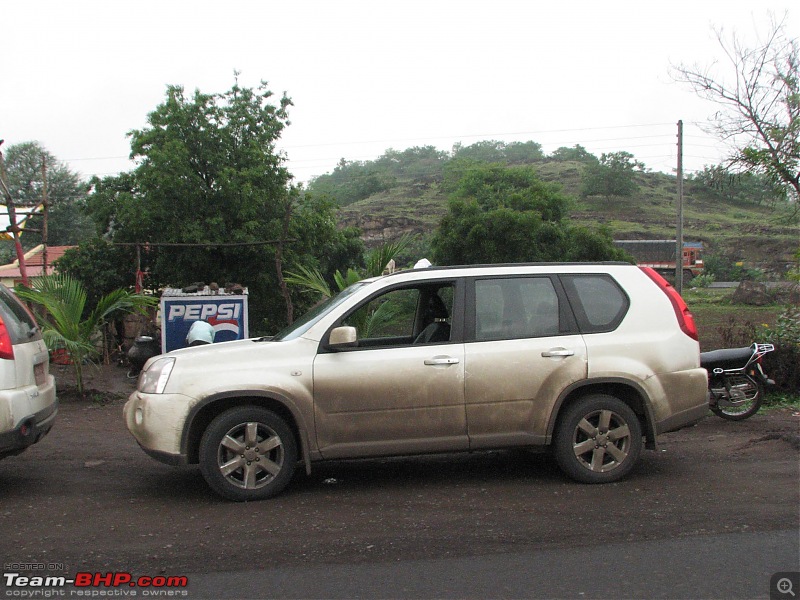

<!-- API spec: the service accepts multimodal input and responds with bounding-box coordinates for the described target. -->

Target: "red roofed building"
[0,245,75,287]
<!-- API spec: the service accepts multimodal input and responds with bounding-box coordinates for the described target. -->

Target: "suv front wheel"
[554,394,642,484]
[199,406,298,501]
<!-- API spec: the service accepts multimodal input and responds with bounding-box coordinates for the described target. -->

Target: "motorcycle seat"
[700,347,753,371]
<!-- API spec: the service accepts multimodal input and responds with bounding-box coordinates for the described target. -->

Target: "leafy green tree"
[82,78,361,332]
[452,140,545,164]
[374,146,449,181]
[688,164,785,206]
[54,239,140,308]
[580,151,644,199]
[307,159,395,206]
[549,145,598,164]
[432,164,626,265]
[672,15,799,208]
[16,274,157,395]
[0,141,93,251]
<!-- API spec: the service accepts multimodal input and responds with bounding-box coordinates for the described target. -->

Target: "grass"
[687,295,783,351]
[687,291,798,408]
[762,392,800,412]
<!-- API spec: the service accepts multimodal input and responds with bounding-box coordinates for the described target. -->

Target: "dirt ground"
[1,363,798,579]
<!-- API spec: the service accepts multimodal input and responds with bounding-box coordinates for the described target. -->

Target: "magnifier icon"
[778,578,796,597]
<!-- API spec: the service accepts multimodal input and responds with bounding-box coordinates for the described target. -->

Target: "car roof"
[369,261,634,284]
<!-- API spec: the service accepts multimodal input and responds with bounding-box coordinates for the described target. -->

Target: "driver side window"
[343,288,419,341]
[341,284,454,347]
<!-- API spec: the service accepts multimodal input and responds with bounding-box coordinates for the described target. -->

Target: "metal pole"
[676,120,684,294]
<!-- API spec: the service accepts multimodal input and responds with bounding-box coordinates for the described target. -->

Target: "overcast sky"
[2,0,798,185]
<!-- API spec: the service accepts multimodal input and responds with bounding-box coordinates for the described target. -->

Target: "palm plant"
[285,236,412,337]
[286,236,412,299]
[16,274,158,396]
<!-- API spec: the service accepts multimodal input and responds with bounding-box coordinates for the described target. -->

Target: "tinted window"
[475,277,560,341]
[561,275,629,333]
[0,284,40,344]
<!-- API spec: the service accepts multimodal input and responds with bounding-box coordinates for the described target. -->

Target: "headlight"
[137,357,176,394]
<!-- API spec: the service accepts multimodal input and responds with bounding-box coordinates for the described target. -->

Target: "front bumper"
[124,391,193,462]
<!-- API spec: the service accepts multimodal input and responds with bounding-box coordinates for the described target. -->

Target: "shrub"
[761,306,800,393]
[690,273,716,288]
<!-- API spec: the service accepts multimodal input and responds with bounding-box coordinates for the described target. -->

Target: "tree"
[82,78,362,332]
[672,15,799,207]
[687,164,785,206]
[15,274,157,396]
[374,146,449,181]
[307,158,396,206]
[431,164,627,265]
[0,141,93,252]
[451,140,545,164]
[54,239,141,308]
[549,144,598,164]
[580,151,644,200]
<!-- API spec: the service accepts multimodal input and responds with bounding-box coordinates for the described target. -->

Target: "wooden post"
[0,146,30,287]
[41,153,49,276]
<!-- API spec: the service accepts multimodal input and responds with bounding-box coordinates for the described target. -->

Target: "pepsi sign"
[161,295,249,352]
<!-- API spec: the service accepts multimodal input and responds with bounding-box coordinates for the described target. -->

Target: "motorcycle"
[701,343,775,421]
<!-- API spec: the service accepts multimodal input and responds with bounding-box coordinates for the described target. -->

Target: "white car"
[125,263,709,501]
[0,284,57,459]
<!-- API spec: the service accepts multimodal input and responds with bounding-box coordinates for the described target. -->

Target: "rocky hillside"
[311,145,798,277]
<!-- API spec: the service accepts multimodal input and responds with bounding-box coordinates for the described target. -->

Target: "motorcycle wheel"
[710,374,764,421]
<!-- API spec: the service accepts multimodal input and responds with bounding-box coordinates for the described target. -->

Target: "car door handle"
[424,357,460,366]
[541,348,575,358]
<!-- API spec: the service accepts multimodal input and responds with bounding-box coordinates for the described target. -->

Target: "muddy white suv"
[0,284,57,459]
[125,263,708,501]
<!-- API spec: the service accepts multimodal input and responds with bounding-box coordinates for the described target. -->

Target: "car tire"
[554,394,642,484]
[199,406,297,501]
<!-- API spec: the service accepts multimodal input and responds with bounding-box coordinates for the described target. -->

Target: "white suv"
[0,284,57,459]
[125,263,709,501]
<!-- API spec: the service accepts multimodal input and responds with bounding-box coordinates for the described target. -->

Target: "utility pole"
[41,153,49,276]
[0,142,30,287]
[675,120,684,295]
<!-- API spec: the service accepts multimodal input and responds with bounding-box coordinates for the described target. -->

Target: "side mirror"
[328,326,358,349]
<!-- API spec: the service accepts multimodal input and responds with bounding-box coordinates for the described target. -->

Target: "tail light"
[0,315,14,360]
[640,267,699,341]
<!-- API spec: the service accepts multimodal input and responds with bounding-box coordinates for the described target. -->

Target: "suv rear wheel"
[554,394,642,483]
[199,406,297,501]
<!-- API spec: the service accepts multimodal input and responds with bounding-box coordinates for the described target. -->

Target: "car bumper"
[0,383,58,456]
[124,391,193,462]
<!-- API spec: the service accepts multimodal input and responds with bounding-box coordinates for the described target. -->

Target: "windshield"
[271,282,369,342]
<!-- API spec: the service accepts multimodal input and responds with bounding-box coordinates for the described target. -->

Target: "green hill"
[310,143,798,277]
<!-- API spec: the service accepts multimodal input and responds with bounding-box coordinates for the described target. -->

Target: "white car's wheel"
[199,407,297,501]
[554,395,642,483]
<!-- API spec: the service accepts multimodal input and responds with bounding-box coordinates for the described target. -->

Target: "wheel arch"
[181,391,312,474]
[547,378,658,450]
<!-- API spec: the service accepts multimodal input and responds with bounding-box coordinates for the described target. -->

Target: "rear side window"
[561,274,629,333]
[0,285,40,344]
[475,277,561,341]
